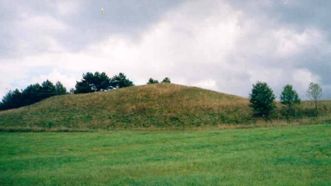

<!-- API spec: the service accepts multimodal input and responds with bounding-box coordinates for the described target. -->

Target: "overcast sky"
[0,0,330,99]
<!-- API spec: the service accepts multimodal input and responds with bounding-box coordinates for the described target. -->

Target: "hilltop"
[0,84,250,130]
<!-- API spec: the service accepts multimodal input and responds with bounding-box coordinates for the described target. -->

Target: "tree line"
[0,71,323,120]
[0,72,171,111]
[250,82,323,120]
[0,80,67,110]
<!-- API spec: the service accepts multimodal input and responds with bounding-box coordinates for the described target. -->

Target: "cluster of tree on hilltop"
[74,72,134,93]
[147,77,171,84]
[0,80,67,110]
[74,73,172,93]
[0,72,172,111]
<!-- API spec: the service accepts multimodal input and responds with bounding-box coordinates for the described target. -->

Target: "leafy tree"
[0,89,23,110]
[40,80,56,99]
[161,77,171,83]
[55,81,67,95]
[249,82,276,119]
[75,80,92,94]
[110,73,134,89]
[307,82,322,114]
[75,72,111,93]
[22,83,43,105]
[147,78,159,84]
[280,84,301,118]
[91,72,112,91]
[0,80,68,111]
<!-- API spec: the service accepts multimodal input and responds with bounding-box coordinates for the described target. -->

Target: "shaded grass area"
[1,124,330,185]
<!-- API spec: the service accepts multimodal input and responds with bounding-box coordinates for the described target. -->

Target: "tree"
[55,81,67,95]
[21,83,43,105]
[91,72,112,91]
[161,77,171,83]
[0,89,23,110]
[280,84,301,118]
[307,82,322,114]
[75,80,92,94]
[249,82,276,119]
[74,72,111,93]
[0,80,68,111]
[110,73,134,89]
[147,78,159,84]
[40,80,56,99]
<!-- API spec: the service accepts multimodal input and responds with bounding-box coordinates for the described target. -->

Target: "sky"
[0,0,330,99]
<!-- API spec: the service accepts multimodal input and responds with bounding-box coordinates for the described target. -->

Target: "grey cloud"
[227,0,331,98]
[0,0,184,56]
[0,0,330,99]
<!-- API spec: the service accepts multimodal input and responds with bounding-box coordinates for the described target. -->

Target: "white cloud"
[0,0,329,99]
[30,69,77,91]
[54,1,82,16]
[193,79,218,91]
[11,14,68,55]
[274,28,323,58]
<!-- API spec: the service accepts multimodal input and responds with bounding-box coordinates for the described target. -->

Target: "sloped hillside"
[0,84,250,129]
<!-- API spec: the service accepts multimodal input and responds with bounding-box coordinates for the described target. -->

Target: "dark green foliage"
[110,73,134,89]
[280,84,300,118]
[161,77,171,83]
[249,82,276,119]
[0,80,67,111]
[0,89,23,110]
[147,78,159,84]
[75,72,111,93]
[21,83,43,105]
[40,80,57,99]
[74,81,92,94]
[55,81,67,95]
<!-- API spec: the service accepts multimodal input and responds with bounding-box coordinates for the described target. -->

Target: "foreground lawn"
[0,124,330,185]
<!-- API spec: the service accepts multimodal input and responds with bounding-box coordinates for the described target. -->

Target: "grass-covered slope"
[0,84,250,129]
[1,124,330,185]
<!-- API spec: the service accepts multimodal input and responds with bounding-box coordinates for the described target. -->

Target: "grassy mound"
[0,84,250,129]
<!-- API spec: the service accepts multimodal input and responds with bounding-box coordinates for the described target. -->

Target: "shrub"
[161,77,171,83]
[147,78,159,84]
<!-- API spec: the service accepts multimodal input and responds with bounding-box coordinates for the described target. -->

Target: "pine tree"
[249,82,276,119]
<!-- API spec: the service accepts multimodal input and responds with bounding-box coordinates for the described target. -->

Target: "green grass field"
[1,124,330,185]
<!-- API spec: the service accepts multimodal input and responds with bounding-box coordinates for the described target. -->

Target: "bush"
[147,78,159,84]
[161,77,171,83]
